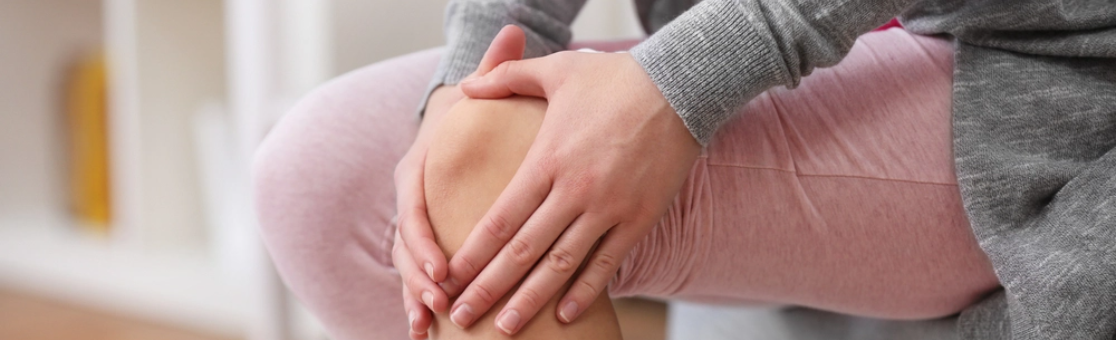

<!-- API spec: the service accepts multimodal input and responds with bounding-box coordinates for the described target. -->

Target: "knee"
[424,97,545,185]
[422,97,546,252]
[425,97,544,168]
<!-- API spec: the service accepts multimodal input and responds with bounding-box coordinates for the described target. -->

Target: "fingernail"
[559,301,579,323]
[408,310,418,331]
[496,309,521,335]
[441,277,461,296]
[424,262,435,281]
[450,303,475,328]
[421,291,434,309]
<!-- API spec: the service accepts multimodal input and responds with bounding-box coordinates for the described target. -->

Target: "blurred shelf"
[0,216,245,337]
[1,1,645,340]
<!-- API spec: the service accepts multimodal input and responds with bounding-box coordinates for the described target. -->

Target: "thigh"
[610,29,999,319]
[254,48,439,340]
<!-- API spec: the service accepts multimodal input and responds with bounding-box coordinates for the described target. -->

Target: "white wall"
[0,0,645,226]
[328,0,645,75]
[330,0,450,74]
[0,0,103,224]
[572,0,644,41]
[130,0,227,248]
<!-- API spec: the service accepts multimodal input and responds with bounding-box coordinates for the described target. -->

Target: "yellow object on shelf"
[65,51,111,232]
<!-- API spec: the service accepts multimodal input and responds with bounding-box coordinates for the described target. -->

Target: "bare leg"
[423,97,623,339]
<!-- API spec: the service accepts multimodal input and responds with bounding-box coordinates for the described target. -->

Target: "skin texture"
[442,26,701,335]
[423,97,623,339]
[252,27,1000,340]
[393,26,528,338]
[391,84,459,339]
[400,25,701,335]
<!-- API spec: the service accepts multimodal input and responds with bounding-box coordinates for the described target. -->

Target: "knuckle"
[471,283,499,306]
[482,213,516,242]
[455,256,482,278]
[574,279,600,299]
[405,207,428,222]
[592,252,620,273]
[494,62,515,79]
[565,173,595,196]
[515,287,545,311]
[546,248,577,274]
[530,154,558,175]
[506,238,537,267]
[405,273,426,291]
[608,207,637,224]
[397,210,416,230]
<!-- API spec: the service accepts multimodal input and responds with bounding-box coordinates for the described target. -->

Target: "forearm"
[630,0,917,145]
[423,97,622,339]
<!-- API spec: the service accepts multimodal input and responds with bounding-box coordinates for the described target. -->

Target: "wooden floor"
[0,288,665,340]
[614,298,668,340]
[0,289,238,340]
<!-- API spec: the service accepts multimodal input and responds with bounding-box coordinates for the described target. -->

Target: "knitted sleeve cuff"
[417,1,577,117]
[629,0,788,146]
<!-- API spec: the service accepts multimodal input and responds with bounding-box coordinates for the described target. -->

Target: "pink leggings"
[253,28,998,340]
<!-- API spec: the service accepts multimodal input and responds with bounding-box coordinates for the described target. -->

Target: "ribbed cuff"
[630,0,788,146]
[417,1,571,117]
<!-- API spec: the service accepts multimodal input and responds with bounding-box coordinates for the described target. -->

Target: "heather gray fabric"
[421,0,1116,339]
[668,302,958,340]
[944,45,1116,340]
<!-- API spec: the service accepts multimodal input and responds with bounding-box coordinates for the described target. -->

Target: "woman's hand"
[443,35,702,335]
[393,84,465,340]
[393,26,527,339]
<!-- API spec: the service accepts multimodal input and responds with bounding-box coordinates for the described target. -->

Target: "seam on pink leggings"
[705,162,959,187]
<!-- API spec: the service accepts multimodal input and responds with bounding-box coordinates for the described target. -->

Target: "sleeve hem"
[629,0,789,146]
[417,1,576,117]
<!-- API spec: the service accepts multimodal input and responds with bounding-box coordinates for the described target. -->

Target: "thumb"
[460,57,550,99]
[469,25,526,79]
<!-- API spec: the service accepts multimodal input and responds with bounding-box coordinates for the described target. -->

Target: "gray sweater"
[425,1,1116,339]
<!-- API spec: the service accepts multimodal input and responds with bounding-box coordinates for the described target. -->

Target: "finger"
[402,284,431,339]
[393,233,450,313]
[399,206,445,282]
[448,196,580,330]
[494,214,608,335]
[396,150,448,283]
[395,232,434,338]
[443,163,553,297]
[473,25,526,76]
[557,228,634,323]
[460,56,557,99]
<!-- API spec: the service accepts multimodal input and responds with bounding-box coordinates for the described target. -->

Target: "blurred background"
[0,0,643,339]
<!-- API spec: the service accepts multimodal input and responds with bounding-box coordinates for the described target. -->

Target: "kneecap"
[423,96,546,254]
